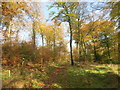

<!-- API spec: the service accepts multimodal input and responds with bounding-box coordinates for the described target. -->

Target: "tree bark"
[41,34,44,46]
[77,18,82,61]
[53,28,56,61]
[105,35,111,59]
[83,40,87,61]
[32,21,36,48]
[93,45,97,61]
[93,40,98,61]
[78,42,81,61]
[118,20,120,63]
[41,34,44,64]
[4,15,13,44]
[32,21,36,61]
[69,21,74,66]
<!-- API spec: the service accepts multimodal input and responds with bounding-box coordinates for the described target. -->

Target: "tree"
[1,2,29,43]
[49,2,80,65]
[79,20,116,62]
[39,24,47,46]
[27,2,42,61]
[72,2,88,61]
[107,1,120,62]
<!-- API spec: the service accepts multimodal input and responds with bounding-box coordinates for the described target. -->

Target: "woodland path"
[43,65,70,88]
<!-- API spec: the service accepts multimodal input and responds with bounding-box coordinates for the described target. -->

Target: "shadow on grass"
[46,66,119,88]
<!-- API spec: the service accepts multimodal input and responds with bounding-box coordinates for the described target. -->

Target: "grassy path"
[42,64,119,88]
[2,63,119,88]
[43,65,70,88]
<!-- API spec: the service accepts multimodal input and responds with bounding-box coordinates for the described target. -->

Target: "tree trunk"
[118,31,120,63]
[16,30,19,43]
[69,22,74,66]
[4,15,13,44]
[104,34,111,60]
[78,42,81,61]
[83,40,87,61]
[41,34,44,46]
[8,20,12,45]
[77,18,81,61]
[32,21,36,61]
[76,42,78,50]
[32,21,36,48]
[79,34,84,61]
[118,20,120,63]
[93,41,97,61]
[53,28,56,61]
[41,34,44,64]
[106,42,111,59]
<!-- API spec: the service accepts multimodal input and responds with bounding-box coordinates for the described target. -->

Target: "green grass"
[2,63,119,88]
[50,64,119,88]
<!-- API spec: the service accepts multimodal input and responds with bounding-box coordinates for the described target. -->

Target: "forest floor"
[2,62,119,88]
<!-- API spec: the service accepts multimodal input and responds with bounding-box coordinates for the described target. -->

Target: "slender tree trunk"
[77,18,81,61]
[41,34,44,64]
[64,4,74,65]
[8,20,12,45]
[118,20,120,63]
[32,21,36,48]
[78,42,81,61]
[77,18,80,57]
[32,21,36,61]
[16,30,19,43]
[69,21,74,66]
[4,15,13,44]
[93,41,97,61]
[53,28,56,61]
[104,34,111,60]
[76,42,79,60]
[76,42,78,50]
[81,39,86,61]
[79,34,84,60]
[106,43,110,59]
[41,34,44,46]
[83,40,87,61]
[118,31,120,63]
[78,33,82,61]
